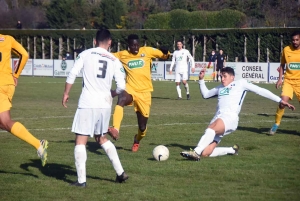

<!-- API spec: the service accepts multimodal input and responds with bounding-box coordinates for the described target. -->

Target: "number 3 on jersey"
[97,60,107,78]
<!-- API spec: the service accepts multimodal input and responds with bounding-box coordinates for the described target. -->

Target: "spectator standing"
[215,49,226,82]
[16,21,22,29]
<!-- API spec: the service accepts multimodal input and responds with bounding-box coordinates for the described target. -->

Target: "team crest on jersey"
[128,59,144,69]
[61,60,67,70]
[141,53,145,57]
[289,63,300,70]
[219,87,230,96]
[0,37,4,42]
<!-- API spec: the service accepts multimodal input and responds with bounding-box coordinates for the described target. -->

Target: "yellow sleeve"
[11,38,29,78]
[149,47,170,60]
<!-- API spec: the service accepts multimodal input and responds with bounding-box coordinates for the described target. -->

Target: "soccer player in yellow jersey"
[269,31,300,135]
[0,34,48,166]
[109,34,170,152]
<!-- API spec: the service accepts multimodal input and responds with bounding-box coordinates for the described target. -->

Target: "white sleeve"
[66,54,84,84]
[242,79,281,103]
[199,80,219,99]
[170,51,176,71]
[187,50,195,68]
[114,60,126,94]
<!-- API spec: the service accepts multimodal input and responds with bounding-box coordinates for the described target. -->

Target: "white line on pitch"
[0,119,298,133]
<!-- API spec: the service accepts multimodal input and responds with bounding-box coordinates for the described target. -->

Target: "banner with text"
[33,59,53,76]
[234,63,268,82]
[151,61,164,80]
[13,59,33,76]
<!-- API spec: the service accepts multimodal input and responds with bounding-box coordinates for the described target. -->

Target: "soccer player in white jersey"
[180,67,295,161]
[169,40,195,100]
[62,29,127,186]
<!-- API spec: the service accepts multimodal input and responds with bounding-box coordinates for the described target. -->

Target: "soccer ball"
[152,145,169,161]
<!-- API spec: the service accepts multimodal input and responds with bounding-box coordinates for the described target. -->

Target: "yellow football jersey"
[0,34,29,86]
[281,44,300,80]
[113,46,169,92]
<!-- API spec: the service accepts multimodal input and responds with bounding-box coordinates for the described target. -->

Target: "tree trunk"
[59,37,63,60]
[244,35,247,62]
[257,37,260,62]
[42,36,45,59]
[27,37,30,58]
[50,37,53,59]
[203,35,207,62]
[34,37,36,59]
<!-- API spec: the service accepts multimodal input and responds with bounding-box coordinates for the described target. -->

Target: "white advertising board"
[12,59,33,75]
[33,59,53,76]
[234,62,268,82]
[164,61,176,80]
[151,61,164,80]
[268,63,281,83]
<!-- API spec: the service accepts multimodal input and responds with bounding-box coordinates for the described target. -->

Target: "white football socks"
[176,85,181,98]
[209,147,235,157]
[101,140,124,176]
[184,83,189,94]
[194,128,216,155]
[74,145,87,183]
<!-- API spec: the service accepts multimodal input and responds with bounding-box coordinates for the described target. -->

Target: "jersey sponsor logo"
[0,37,4,42]
[219,87,230,96]
[128,59,144,69]
[288,63,300,70]
[176,56,183,61]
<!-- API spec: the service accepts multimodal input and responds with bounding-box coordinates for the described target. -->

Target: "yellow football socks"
[275,106,285,125]
[10,122,40,150]
[136,127,147,142]
[113,105,123,131]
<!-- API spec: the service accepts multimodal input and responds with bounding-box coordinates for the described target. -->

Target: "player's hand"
[111,90,118,98]
[280,100,295,111]
[191,67,195,73]
[169,71,172,75]
[199,69,205,80]
[62,94,69,108]
[276,79,282,89]
[13,76,18,86]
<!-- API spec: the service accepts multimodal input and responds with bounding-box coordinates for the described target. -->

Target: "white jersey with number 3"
[66,47,125,109]
[199,79,281,116]
[170,49,195,73]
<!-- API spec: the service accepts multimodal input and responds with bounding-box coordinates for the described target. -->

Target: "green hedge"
[1,28,297,62]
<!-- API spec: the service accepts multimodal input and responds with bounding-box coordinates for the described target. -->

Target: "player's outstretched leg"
[180,149,200,161]
[37,139,49,167]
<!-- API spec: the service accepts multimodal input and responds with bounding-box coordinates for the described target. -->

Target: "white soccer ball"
[152,145,169,161]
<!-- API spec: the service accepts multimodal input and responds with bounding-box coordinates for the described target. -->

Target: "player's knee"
[139,124,146,132]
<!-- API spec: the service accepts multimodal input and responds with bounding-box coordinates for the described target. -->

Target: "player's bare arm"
[276,64,285,89]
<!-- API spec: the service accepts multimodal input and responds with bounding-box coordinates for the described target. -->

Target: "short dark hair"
[96,29,111,43]
[291,30,300,38]
[128,34,139,42]
[176,40,183,44]
[221,67,235,76]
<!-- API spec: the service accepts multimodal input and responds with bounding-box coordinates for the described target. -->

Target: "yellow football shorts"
[0,85,15,113]
[125,84,151,117]
[281,79,300,101]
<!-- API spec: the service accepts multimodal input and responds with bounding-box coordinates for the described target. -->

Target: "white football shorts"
[72,108,111,137]
[210,112,239,144]
[175,71,188,82]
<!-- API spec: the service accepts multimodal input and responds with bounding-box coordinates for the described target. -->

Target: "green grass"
[0,76,299,201]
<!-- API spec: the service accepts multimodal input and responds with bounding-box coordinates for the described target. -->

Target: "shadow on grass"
[257,113,299,120]
[152,96,171,100]
[238,126,300,136]
[19,159,115,183]
[0,170,38,178]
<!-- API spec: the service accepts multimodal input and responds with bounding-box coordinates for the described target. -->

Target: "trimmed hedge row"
[1,27,297,62]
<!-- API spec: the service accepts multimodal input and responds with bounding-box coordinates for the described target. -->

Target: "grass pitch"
[0,76,299,201]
